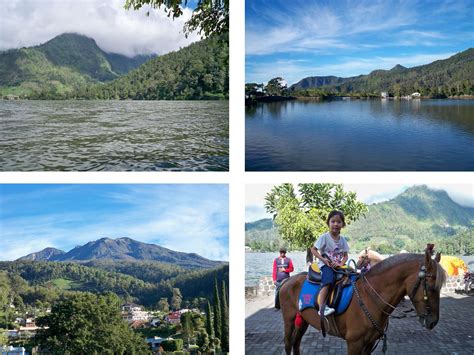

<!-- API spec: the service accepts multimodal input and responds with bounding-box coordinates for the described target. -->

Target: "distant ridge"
[290,48,474,96]
[17,237,222,268]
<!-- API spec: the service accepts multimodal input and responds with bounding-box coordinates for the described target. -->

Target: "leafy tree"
[124,0,229,37]
[265,184,368,261]
[0,328,7,346]
[265,77,287,96]
[171,287,182,310]
[157,297,170,312]
[34,292,149,354]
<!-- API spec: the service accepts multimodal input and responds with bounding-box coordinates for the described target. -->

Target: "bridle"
[352,260,437,354]
[357,249,370,269]
[409,264,435,319]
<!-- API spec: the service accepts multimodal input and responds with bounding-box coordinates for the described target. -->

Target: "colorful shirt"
[314,232,349,268]
[272,256,294,282]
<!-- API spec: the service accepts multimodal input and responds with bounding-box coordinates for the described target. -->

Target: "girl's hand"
[323,258,333,267]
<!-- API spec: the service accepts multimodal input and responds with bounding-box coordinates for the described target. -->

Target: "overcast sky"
[0,184,229,261]
[246,184,474,222]
[0,0,200,56]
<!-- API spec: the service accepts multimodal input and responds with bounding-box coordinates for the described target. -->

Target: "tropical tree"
[265,183,368,262]
[124,0,229,37]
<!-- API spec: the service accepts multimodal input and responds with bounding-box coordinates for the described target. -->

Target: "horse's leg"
[283,312,296,355]
[346,339,365,355]
[292,318,309,355]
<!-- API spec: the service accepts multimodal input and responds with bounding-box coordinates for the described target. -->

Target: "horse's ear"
[435,252,441,263]
[424,247,432,267]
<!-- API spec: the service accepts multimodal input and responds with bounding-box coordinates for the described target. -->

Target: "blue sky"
[246,0,474,85]
[0,184,228,261]
[246,184,474,222]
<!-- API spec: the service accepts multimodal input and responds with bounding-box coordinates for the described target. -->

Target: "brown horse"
[279,247,446,354]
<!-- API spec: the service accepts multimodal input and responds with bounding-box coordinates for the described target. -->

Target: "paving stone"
[245,295,474,354]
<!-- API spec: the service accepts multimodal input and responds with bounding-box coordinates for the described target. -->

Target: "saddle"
[299,262,358,314]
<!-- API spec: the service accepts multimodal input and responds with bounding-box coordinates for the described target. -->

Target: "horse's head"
[357,248,371,269]
[409,246,446,330]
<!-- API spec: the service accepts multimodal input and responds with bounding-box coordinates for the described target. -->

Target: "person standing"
[272,247,294,309]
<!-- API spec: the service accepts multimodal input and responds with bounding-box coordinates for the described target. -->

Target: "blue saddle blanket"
[298,275,357,314]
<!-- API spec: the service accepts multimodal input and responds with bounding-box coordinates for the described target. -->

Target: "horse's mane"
[367,253,447,290]
[368,249,384,260]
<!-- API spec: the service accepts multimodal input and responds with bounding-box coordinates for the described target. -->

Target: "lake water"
[0,100,228,171]
[246,99,474,171]
[245,252,474,286]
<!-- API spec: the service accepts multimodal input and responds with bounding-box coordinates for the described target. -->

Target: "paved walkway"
[245,292,474,354]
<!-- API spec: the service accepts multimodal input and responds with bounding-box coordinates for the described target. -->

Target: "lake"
[246,99,474,171]
[0,100,228,171]
[245,252,474,286]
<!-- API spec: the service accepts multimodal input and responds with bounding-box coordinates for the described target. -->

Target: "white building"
[0,346,25,355]
[121,303,151,323]
[411,92,421,98]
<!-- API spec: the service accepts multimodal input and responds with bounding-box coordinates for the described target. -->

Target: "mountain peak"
[17,247,65,261]
[17,237,222,268]
[390,64,407,71]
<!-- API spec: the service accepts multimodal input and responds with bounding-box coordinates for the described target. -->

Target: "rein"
[351,261,434,353]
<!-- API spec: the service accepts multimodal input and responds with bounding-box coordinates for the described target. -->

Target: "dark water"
[246,99,474,171]
[0,100,228,171]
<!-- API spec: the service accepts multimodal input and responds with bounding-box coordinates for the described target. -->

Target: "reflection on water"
[0,100,229,171]
[246,99,474,171]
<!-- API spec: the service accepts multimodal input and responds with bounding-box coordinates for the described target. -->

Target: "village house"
[165,311,181,325]
[411,92,421,98]
[146,336,165,352]
[121,303,151,323]
[380,91,389,99]
[0,345,26,355]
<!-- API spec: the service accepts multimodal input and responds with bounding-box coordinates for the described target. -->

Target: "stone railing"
[442,275,465,293]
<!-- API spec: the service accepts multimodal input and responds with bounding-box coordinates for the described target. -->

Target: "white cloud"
[245,184,474,222]
[0,0,200,56]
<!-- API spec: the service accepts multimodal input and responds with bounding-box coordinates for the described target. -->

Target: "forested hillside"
[78,35,229,100]
[246,186,474,254]
[0,33,153,99]
[0,33,228,100]
[0,260,229,313]
[290,48,474,97]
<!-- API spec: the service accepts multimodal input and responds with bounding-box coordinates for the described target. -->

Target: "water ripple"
[0,100,229,171]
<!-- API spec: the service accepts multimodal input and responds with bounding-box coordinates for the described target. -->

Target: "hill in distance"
[17,237,223,268]
[0,33,153,97]
[290,48,474,97]
[246,185,474,253]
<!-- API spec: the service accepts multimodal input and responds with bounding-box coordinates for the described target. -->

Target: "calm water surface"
[246,99,474,171]
[246,252,474,286]
[0,100,228,171]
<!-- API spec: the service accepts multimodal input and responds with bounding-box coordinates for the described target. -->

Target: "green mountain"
[246,186,474,254]
[17,237,222,269]
[17,247,65,261]
[80,35,229,100]
[290,48,474,97]
[0,33,153,98]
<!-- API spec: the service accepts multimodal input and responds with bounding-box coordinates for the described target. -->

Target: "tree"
[0,328,7,346]
[124,0,229,37]
[181,312,193,349]
[220,280,229,352]
[265,77,287,96]
[34,292,149,354]
[171,287,182,310]
[265,184,368,262]
[157,297,170,312]
[212,278,222,347]
[205,301,214,351]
